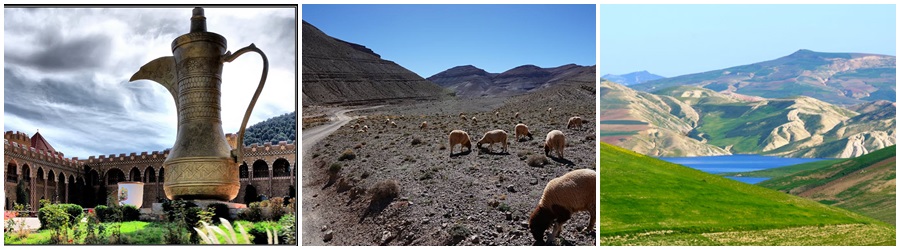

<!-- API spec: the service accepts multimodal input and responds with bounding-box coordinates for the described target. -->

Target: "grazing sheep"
[548,107,553,114]
[472,116,478,125]
[390,121,398,127]
[420,121,428,130]
[357,129,366,133]
[515,123,533,141]
[514,112,520,119]
[529,169,596,245]
[351,124,359,129]
[385,118,391,125]
[567,116,583,129]
[448,130,472,155]
[461,115,468,121]
[495,111,500,117]
[477,129,508,153]
[544,130,565,159]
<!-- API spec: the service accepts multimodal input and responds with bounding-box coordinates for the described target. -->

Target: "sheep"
[567,116,583,129]
[476,129,508,153]
[420,121,428,130]
[528,169,596,245]
[543,130,565,159]
[390,121,398,127]
[514,112,520,119]
[385,118,391,125]
[471,116,478,125]
[515,123,533,141]
[448,130,472,155]
[461,114,468,121]
[495,111,500,117]
[351,124,359,129]
[547,107,553,114]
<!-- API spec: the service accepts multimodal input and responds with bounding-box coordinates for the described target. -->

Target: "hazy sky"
[302,4,597,78]
[4,7,297,158]
[600,4,896,77]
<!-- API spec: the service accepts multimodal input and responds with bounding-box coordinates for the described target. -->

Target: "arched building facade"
[4,131,296,210]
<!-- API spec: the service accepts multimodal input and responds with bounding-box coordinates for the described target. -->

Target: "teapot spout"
[130,56,178,104]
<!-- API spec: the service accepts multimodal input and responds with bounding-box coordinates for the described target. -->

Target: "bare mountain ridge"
[633,49,896,105]
[302,21,446,105]
[428,64,596,98]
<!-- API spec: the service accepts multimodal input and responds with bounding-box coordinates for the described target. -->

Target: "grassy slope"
[719,159,844,178]
[759,145,896,225]
[599,142,895,245]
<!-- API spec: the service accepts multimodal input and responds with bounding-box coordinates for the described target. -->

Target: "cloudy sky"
[4,7,297,158]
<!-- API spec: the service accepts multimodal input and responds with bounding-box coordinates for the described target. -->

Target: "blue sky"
[600,4,896,77]
[302,4,596,78]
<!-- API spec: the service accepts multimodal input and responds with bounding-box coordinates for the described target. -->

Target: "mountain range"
[632,49,896,105]
[601,70,664,85]
[302,21,446,105]
[427,64,595,98]
[600,80,895,158]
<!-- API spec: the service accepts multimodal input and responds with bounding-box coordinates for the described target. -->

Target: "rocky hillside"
[600,80,895,158]
[632,49,896,105]
[302,21,446,105]
[600,70,664,85]
[428,64,595,98]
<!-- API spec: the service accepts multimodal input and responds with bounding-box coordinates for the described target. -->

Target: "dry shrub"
[370,180,400,202]
[338,149,356,161]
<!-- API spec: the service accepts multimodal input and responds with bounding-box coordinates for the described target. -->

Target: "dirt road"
[301,105,382,245]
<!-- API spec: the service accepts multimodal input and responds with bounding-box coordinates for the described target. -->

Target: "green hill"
[759,145,896,225]
[600,142,895,245]
[243,111,297,146]
[718,159,843,178]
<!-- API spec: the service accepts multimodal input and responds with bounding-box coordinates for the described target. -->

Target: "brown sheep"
[448,130,472,155]
[544,130,565,159]
[529,169,595,245]
[515,123,533,141]
[476,129,508,153]
[567,116,583,129]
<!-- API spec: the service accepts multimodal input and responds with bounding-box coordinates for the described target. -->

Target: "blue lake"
[658,155,829,184]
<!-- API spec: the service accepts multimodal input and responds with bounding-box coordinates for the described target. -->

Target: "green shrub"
[338,149,356,161]
[238,202,263,222]
[38,204,69,230]
[278,214,296,245]
[50,203,83,224]
[122,205,140,222]
[248,221,281,244]
[207,203,231,222]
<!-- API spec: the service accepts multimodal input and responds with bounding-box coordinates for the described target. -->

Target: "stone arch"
[273,158,291,177]
[145,166,157,183]
[37,167,46,184]
[88,169,100,187]
[22,164,31,182]
[68,175,77,205]
[158,167,165,182]
[239,162,249,179]
[129,167,141,182]
[56,172,66,203]
[47,169,55,183]
[106,168,125,185]
[252,159,269,179]
[6,160,18,183]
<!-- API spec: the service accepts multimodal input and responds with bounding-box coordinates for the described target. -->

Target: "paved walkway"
[7,217,41,232]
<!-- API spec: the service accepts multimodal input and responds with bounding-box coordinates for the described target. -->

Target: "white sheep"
[547,107,553,114]
[420,121,428,130]
[461,114,468,121]
[495,111,500,117]
[385,118,392,125]
[390,121,398,127]
[515,123,533,141]
[351,124,359,129]
[448,130,472,155]
[514,112,520,119]
[472,116,478,125]
[476,129,508,153]
[529,169,595,245]
[567,116,583,129]
[544,130,565,159]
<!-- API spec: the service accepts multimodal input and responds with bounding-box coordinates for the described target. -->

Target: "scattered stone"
[323,230,334,242]
[470,234,480,244]
[506,185,516,193]
[505,212,513,220]
[496,225,504,233]
[321,225,328,232]
[380,231,395,245]
[530,178,539,185]
[488,199,499,208]
[520,221,529,228]
[442,223,448,228]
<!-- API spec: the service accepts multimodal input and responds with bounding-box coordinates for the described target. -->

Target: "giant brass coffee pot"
[130,7,267,201]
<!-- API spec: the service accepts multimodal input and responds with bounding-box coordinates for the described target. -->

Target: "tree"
[15,179,29,207]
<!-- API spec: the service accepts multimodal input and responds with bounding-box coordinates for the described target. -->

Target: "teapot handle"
[222,43,268,163]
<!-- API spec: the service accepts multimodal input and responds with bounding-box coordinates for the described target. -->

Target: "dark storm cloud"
[4,68,124,114]
[6,31,113,72]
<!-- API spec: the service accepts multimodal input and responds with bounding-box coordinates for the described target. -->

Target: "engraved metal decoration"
[130,7,268,201]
